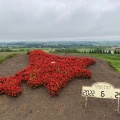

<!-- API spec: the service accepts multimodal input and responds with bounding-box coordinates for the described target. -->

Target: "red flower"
[0,50,95,97]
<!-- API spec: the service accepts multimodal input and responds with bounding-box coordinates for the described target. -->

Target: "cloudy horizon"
[0,0,120,42]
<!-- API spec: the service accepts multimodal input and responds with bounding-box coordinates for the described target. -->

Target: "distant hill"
[0,40,120,48]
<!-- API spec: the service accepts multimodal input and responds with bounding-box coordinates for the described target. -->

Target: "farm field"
[11,47,50,52]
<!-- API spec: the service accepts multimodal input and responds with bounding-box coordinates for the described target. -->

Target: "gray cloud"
[0,0,120,41]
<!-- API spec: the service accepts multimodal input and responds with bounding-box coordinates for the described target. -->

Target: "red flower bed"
[0,50,95,97]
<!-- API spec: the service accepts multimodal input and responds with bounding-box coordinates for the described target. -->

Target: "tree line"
[0,48,13,52]
[54,48,120,54]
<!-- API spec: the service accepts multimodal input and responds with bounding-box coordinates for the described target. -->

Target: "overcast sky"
[0,0,120,42]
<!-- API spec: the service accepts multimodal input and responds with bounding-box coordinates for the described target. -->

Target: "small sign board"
[82,82,120,112]
[82,82,120,99]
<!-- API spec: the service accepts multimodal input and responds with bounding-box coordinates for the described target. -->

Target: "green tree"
[114,49,117,54]
[102,49,105,54]
[108,50,111,54]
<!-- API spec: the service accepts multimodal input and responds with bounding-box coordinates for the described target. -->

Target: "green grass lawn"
[91,54,120,74]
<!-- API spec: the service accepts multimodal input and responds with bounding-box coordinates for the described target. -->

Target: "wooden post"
[85,97,88,108]
[117,97,120,113]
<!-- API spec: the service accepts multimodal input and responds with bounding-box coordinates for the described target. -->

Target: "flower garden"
[0,50,95,97]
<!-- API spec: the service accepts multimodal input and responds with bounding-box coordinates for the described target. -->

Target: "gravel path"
[0,54,120,120]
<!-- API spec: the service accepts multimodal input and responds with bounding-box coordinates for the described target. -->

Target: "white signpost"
[82,82,120,113]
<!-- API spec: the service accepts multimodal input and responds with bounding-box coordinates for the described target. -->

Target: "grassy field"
[0,52,23,63]
[91,54,120,74]
[10,47,50,52]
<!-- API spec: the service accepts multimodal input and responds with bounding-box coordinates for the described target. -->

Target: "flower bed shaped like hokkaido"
[0,50,95,96]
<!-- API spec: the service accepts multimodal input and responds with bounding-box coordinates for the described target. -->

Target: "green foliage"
[0,53,17,64]
[5,54,16,59]
[0,58,5,64]
[54,48,79,53]
[114,50,120,54]
[0,48,13,52]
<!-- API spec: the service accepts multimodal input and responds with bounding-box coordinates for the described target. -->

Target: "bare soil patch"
[0,54,120,120]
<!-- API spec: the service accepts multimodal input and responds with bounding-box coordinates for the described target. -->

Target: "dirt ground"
[0,54,120,120]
